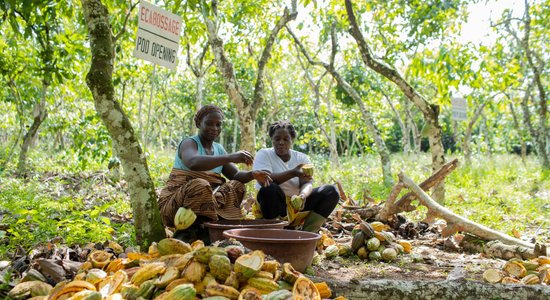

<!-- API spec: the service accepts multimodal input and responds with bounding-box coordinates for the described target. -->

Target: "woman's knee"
[319,184,340,204]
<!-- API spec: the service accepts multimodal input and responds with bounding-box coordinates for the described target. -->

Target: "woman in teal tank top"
[158,105,272,243]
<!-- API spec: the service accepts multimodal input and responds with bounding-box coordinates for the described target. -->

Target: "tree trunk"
[81,0,165,248]
[345,0,446,203]
[325,82,340,167]
[384,93,409,153]
[404,101,421,153]
[193,76,203,135]
[463,101,487,166]
[17,83,48,175]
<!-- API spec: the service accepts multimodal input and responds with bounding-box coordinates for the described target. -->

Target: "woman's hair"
[268,120,297,139]
[194,104,223,126]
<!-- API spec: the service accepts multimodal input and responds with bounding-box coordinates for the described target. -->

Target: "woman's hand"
[252,170,272,187]
[230,150,254,165]
[293,163,313,180]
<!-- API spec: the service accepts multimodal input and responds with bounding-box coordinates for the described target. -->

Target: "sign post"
[134,0,182,70]
[451,97,468,121]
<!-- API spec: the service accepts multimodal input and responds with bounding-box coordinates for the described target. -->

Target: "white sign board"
[451,97,468,121]
[134,0,182,70]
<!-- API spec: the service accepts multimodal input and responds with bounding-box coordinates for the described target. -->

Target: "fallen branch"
[377,182,404,222]
[394,159,459,211]
[399,173,536,250]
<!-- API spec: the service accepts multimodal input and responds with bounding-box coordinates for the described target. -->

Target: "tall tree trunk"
[404,101,421,153]
[186,41,212,136]
[17,82,48,175]
[463,102,487,166]
[81,0,165,248]
[345,0,445,203]
[383,93,409,153]
[325,81,340,167]
[288,24,393,186]
[519,83,549,166]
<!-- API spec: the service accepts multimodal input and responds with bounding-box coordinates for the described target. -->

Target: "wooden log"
[399,173,538,250]
[311,277,550,300]
[460,234,545,260]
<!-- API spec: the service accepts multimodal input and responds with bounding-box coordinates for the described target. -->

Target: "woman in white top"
[253,120,340,233]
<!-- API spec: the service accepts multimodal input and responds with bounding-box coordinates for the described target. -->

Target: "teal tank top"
[173,135,227,174]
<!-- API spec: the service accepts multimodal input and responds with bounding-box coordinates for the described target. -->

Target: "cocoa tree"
[344,0,447,201]
[199,0,297,152]
[81,0,165,247]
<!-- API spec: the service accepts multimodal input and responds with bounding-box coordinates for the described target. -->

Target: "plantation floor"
[312,238,499,283]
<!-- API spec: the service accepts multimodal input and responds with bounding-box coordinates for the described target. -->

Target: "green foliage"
[0,171,135,259]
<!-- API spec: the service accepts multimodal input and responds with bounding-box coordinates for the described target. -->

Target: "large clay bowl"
[223,228,320,272]
[204,219,289,243]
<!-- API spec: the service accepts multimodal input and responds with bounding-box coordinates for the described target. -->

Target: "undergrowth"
[0,149,548,260]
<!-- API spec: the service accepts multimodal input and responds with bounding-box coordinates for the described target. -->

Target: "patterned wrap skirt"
[158,168,245,227]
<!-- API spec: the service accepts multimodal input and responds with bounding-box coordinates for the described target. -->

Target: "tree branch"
[252,7,297,113]
[113,1,139,44]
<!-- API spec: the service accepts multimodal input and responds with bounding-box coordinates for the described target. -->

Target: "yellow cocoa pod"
[155,254,190,271]
[104,258,125,273]
[67,290,102,300]
[254,270,274,280]
[191,239,205,250]
[261,260,280,275]
[157,238,193,256]
[501,276,521,284]
[238,288,263,300]
[165,278,192,292]
[97,270,127,296]
[154,266,180,288]
[107,241,124,255]
[538,256,550,265]
[194,246,228,264]
[209,255,232,281]
[204,283,240,299]
[181,260,206,282]
[148,242,160,258]
[313,282,332,299]
[174,207,197,231]
[247,277,279,293]
[88,250,112,269]
[164,283,196,300]
[398,240,413,253]
[281,263,301,284]
[85,269,107,285]
[369,221,389,232]
[8,281,53,299]
[224,272,240,289]
[292,276,321,300]
[130,262,165,286]
[234,250,265,281]
[521,274,540,284]
[503,261,527,278]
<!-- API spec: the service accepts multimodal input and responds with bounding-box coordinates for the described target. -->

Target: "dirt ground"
[311,237,501,283]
